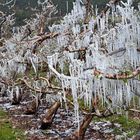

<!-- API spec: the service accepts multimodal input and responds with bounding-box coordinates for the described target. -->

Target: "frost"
[0,0,140,128]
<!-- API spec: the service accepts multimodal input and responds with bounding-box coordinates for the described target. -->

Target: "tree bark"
[40,101,61,129]
[70,114,94,140]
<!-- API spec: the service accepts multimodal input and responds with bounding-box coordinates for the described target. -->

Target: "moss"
[0,109,26,140]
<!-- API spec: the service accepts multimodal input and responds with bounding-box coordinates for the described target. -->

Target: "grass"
[93,113,140,138]
[0,109,7,117]
[0,109,26,140]
[65,93,140,138]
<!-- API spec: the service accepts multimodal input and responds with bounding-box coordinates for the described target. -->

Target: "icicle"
[15,86,20,101]
[70,79,79,127]
[29,57,37,74]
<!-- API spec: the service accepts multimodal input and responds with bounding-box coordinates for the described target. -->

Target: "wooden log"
[40,101,61,129]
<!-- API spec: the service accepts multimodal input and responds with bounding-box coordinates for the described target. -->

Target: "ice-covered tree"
[0,0,140,139]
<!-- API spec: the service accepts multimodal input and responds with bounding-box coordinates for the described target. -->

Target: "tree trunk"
[70,114,94,140]
[40,101,61,129]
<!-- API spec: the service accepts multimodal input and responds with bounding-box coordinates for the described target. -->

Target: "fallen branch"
[38,77,62,90]
[67,95,113,140]
[37,77,50,87]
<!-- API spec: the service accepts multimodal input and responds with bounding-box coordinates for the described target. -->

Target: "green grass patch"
[0,109,7,117]
[0,109,26,140]
[93,113,140,138]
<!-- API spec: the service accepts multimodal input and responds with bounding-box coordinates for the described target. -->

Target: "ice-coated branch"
[94,67,140,80]
[64,47,87,53]
[94,0,121,31]
[20,25,32,41]
[0,0,139,137]
[105,67,140,79]
[16,77,61,94]
[32,32,60,53]
[100,0,120,17]
[106,47,126,56]
[0,16,6,26]
[0,0,16,6]
[84,0,93,23]
[0,16,6,38]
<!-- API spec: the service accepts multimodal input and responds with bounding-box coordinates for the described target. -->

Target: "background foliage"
[1,0,139,25]
[0,0,139,25]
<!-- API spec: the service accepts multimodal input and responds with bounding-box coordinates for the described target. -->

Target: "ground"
[0,94,140,140]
